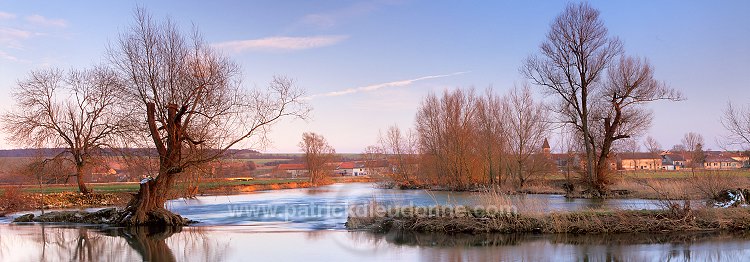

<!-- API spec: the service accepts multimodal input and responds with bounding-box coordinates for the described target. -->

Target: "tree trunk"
[116,176,188,226]
[75,164,91,195]
[116,103,189,226]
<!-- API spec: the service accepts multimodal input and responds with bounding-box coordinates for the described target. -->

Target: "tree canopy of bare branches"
[721,102,750,149]
[681,132,705,153]
[644,136,662,154]
[505,85,551,188]
[522,2,682,193]
[375,125,418,183]
[109,9,308,225]
[1,67,128,194]
[299,132,336,185]
[681,132,705,171]
[474,89,508,185]
[416,88,483,189]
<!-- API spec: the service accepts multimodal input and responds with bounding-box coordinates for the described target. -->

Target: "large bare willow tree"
[522,3,681,193]
[2,67,128,194]
[109,9,308,225]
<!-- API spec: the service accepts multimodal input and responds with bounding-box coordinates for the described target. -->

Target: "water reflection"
[0,184,741,261]
[354,230,750,262]
[0,225,228,262]
[163,183,666,230]
[2,225,750,261]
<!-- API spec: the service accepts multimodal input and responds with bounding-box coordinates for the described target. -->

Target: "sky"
[0,0,748,153]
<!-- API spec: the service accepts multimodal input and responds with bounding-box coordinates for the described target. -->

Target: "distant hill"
[0,148,261,158]
[0,148,67,157]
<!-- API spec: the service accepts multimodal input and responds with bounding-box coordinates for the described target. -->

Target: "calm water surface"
[1,183,748,261]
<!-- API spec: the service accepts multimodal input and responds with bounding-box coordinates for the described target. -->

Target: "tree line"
[368,3,687,194]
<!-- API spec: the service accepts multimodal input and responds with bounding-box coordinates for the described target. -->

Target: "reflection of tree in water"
[102,226,180,261]
[165,227,230,262]
[22,225,133,261]
[102,226,229,262]
[305,188,334,195]
[1,225,229,261]
[363,230,750,261]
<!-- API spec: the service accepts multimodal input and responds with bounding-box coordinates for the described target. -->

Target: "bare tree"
[671,144,687,153]
[109,9,308,225]
[556,126,582,192]
[1,67,128,194]
[681,132,705,153]
[681,132,705,171]
[416,88,482,189]
[522,3,681,193]
[504,85,550,188]
[591,56,682,183]
[522,2,623,192]
[722,102,750,168]
[376,125,419,184]
[619,138,640,154]
[474,89,508,185]
[299,132,336,186]
[361,145,386,178]
[644,136,662,154]
[721,102,750,149]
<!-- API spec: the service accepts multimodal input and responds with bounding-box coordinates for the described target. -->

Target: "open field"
[0,176,374,195]
[488,169,750,200]
[0,178,309,195]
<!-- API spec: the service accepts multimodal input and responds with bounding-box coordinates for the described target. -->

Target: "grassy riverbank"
[401,170,750,200]
[0,176,374,216]
[0,188,129,217]
[346,205,750,234]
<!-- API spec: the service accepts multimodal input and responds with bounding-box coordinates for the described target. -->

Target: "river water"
[1,183,749,261]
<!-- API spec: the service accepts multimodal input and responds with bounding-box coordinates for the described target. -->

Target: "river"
[1,183,749,261]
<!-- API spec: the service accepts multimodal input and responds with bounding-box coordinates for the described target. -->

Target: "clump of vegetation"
[0,186,27,216]
[0,188,127,216]
[348,206,750,234]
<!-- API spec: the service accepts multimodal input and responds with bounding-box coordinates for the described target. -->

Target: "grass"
[508,169,750,200]
[247,158,293,165]
[609,171,750,200]
[617,170,750,179]
[6,178,309,195]
[23,184,140,194]
[348,175,750,234]
[347,205,750,234]
[194,178,306,190]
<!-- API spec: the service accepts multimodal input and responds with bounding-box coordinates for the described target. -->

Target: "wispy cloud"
[25,14,67,27]
[0,27,33,48]
[306,71,469,100]
[0,11,16,20]
[0,50,17,61]
[295,0,400,30]
[213,35,348,53]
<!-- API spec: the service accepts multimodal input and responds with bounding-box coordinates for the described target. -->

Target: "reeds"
[347,207,750,234]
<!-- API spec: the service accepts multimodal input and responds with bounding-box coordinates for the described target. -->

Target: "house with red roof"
[704,155,743,170]
[336,161,367,176]
[276,163,308,177]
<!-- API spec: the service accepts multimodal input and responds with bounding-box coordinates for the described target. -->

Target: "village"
[3,137,747,186]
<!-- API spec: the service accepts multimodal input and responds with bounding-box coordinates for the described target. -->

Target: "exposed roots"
[115,207,192,227]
